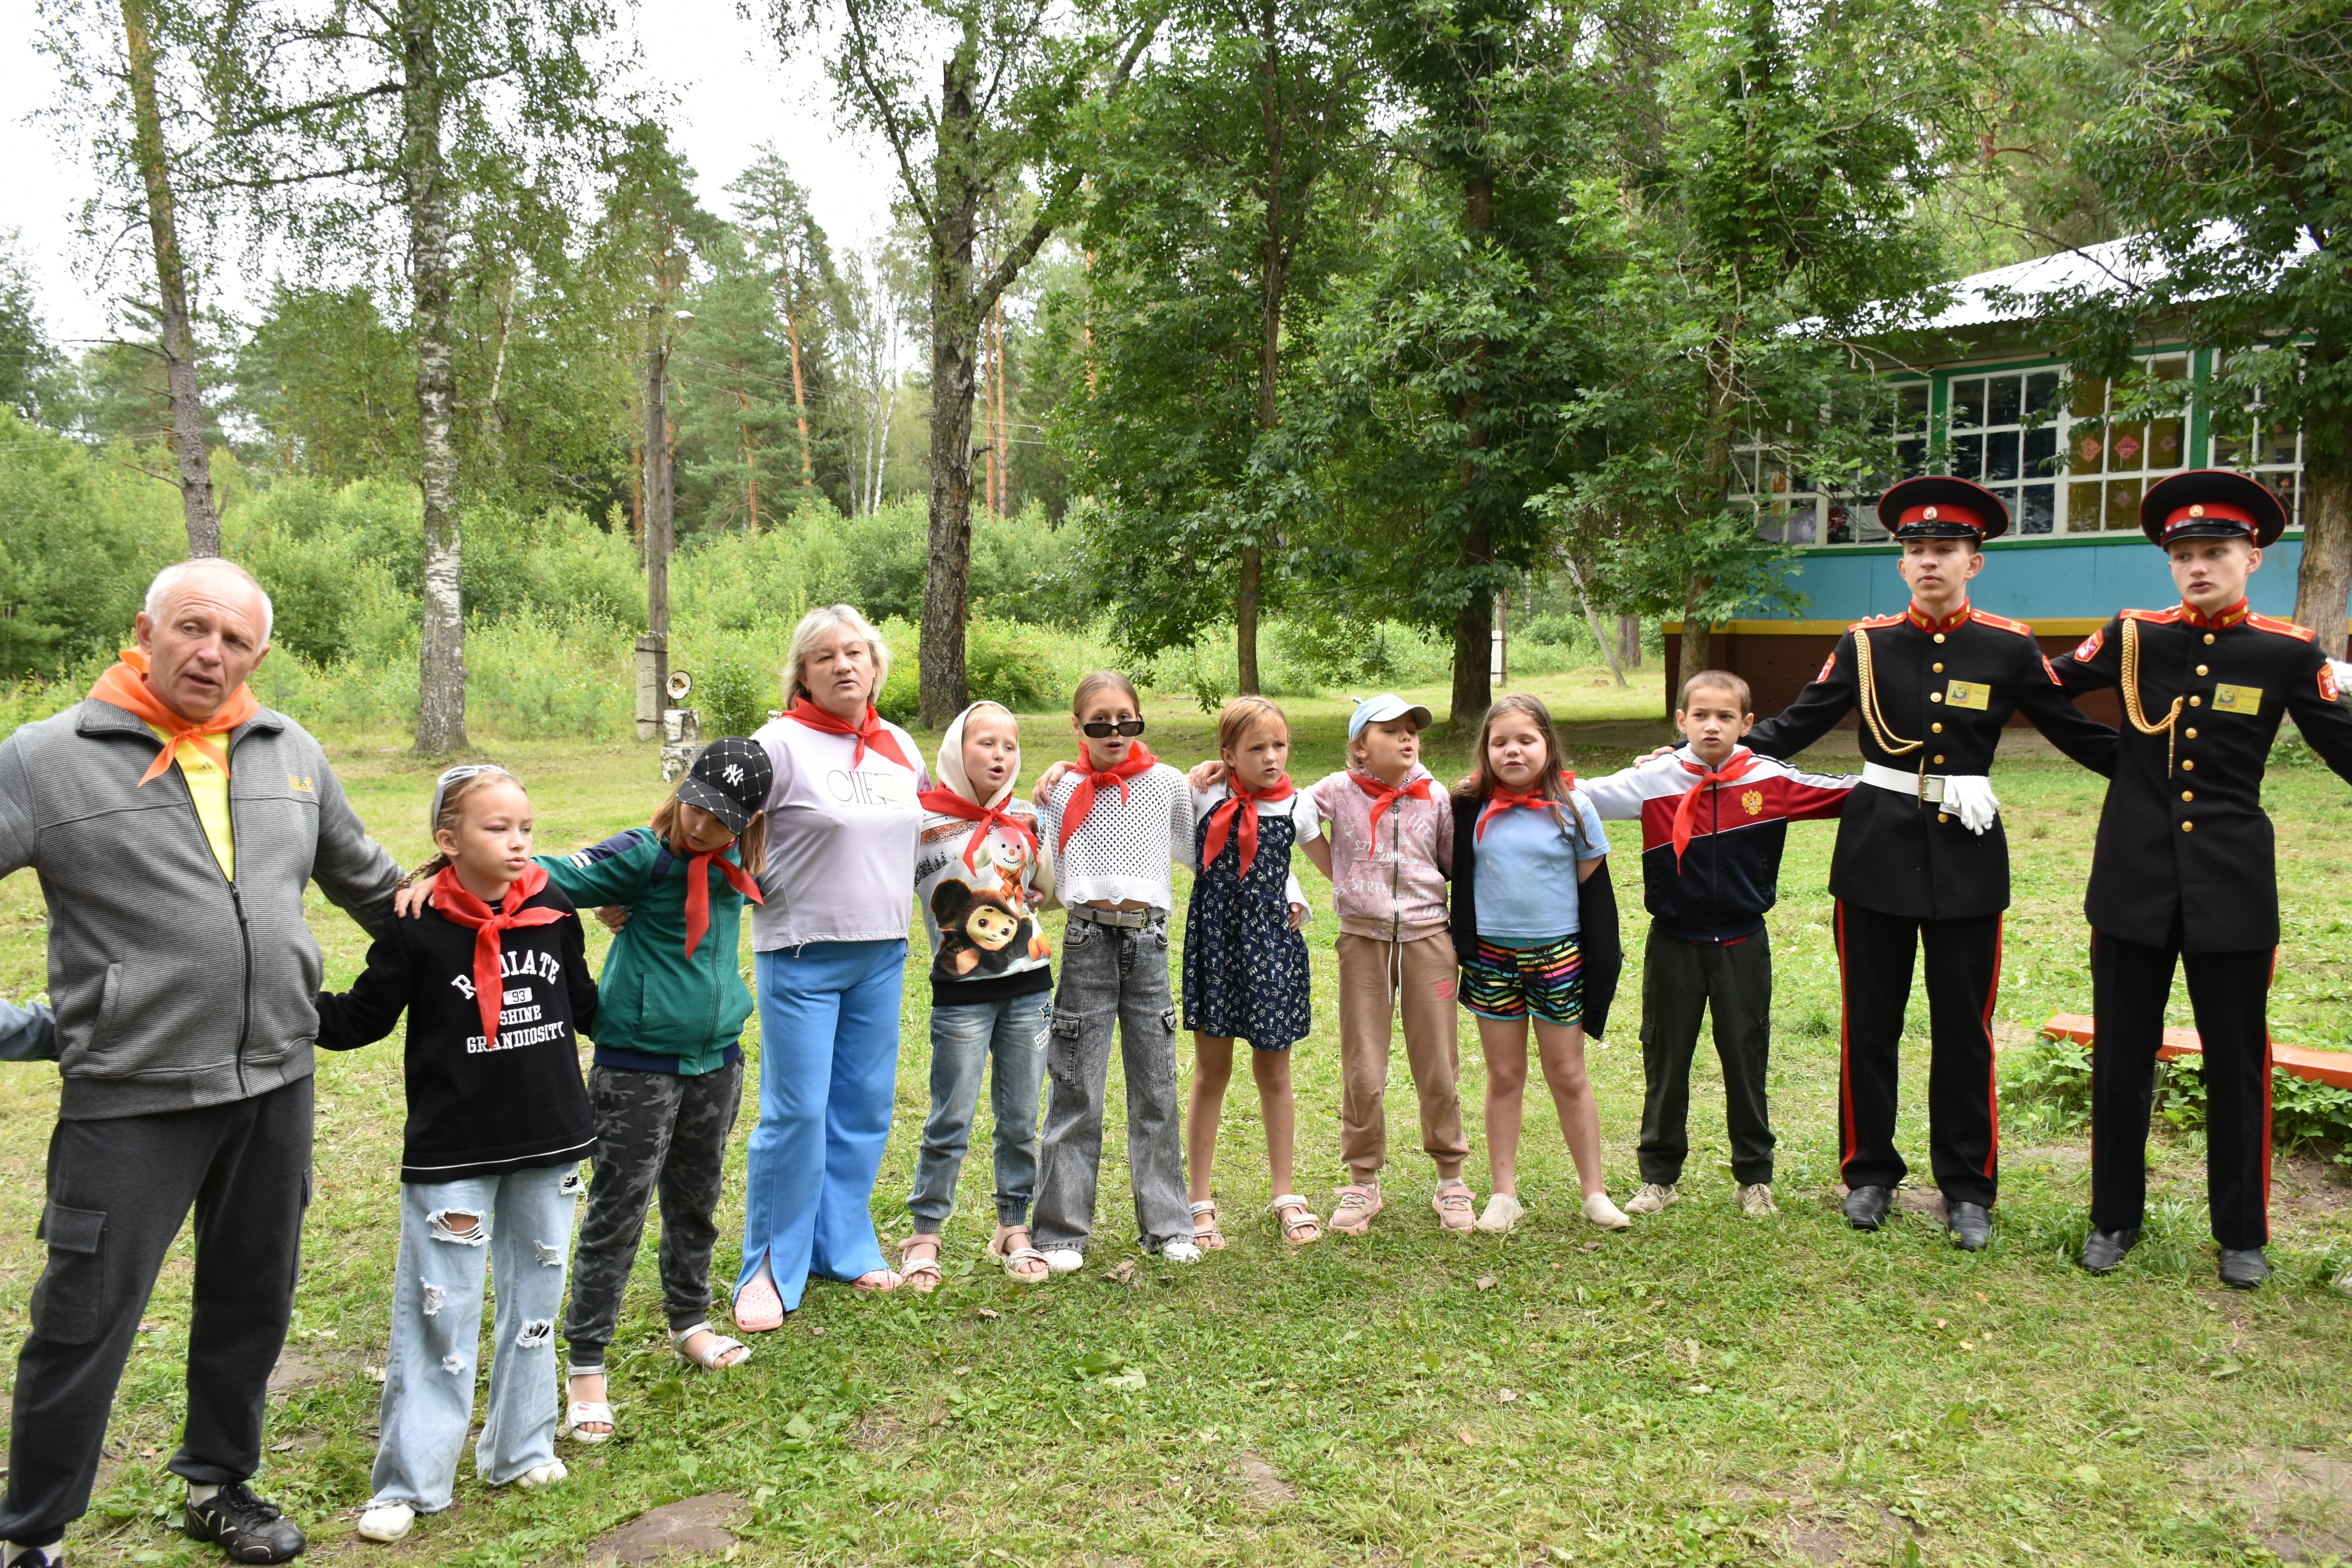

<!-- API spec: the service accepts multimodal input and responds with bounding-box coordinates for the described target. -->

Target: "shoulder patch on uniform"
[2071,626,2105,661]
[1850,613,1906,631]
[1814,649,1838,684]
[1970,609,2034,636]
[2247,611,2317,642]
[2043,655,2063,686]
[2322,662,2342,703]
[2120,607,2182,625]
[567,826,650,868]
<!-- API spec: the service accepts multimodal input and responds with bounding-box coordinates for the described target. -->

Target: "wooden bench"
[2038,1013,2352,1091]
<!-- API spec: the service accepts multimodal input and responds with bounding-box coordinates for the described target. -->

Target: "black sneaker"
[4,1544,65,1568]
[185,1483,306,1564]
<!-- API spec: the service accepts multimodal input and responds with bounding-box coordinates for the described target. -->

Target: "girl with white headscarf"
[902,702,1059,1287]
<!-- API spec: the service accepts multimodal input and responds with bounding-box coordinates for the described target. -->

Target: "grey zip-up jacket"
[0,695,402,1120]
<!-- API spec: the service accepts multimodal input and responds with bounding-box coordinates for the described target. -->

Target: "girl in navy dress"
[1182,697,1323,1249]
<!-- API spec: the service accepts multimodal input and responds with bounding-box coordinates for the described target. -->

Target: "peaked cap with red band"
[1877,475,2011,543]
[2140,468,2289,549]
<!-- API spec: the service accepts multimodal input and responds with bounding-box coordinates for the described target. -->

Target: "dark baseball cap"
[677,737,773,835]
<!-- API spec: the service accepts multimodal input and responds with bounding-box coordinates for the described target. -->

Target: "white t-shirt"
[748,713,930,950]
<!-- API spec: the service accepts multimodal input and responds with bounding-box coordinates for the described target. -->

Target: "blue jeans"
[740,940,907,1309]
[907,990,1053,1230]
[370,1165,576,1510]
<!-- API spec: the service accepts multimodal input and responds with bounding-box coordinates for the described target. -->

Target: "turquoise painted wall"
[1759,535,2309,623]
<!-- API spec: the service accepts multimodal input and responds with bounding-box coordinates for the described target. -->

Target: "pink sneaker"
[1329,1183,1383,1236]
[733,1275,785,1332]
[1431,1183,1475,1234]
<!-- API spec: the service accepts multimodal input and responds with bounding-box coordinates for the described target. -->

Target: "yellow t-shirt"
[151,725,234,879]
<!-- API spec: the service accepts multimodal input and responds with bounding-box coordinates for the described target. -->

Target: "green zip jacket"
[537,826,753,1074]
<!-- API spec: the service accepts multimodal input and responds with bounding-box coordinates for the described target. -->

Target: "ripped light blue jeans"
[369,1164,577,1511]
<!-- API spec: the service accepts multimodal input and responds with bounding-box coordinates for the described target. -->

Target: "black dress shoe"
[185,1483,306,1564]
[2080,1227,2140,1274]
[1842,1185,1893,1230]
[2218,1247,2271,1290]
[1946,1200,1993,1251]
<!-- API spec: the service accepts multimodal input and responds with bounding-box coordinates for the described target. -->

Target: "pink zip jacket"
[1305,764,1454,942]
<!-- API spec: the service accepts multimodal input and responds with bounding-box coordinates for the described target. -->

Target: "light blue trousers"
[369,1165,575,1511]
[739,940,907,1309]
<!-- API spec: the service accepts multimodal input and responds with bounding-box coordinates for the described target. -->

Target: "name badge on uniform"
[2211,683,2262,715]
[1944,679,1991,711]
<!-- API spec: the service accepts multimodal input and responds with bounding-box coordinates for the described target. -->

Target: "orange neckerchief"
[784,699,912,772]
[430,863,566,1046]
[1474,771,1580,842]
[89,647,260,786]
[918,786,1038,873]
[1201,773,1296,881]
[671,836,763,960]
[1671,748,1760,866]
[1352,769,1434,854]
[1054,742,1160,855]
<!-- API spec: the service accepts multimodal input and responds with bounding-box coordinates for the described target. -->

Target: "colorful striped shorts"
[1459,934,1583,1025]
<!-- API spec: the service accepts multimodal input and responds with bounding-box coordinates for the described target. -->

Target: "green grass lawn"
[2,669,2350,1566]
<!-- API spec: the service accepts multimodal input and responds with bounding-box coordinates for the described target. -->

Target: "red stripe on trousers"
[1835,900,1857,1183]
[1982,914,2004,1178]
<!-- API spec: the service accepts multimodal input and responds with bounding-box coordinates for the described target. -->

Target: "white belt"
[1862,760,1945,802]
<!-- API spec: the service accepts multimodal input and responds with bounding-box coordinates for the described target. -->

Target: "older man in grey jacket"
[0,559,400,1568]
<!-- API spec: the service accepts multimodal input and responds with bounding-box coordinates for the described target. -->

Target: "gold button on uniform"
[1934,754,1945,764]
[2189,695,2202,707]
[1934,633,1947,643]
[1933,662,1944,673]
[2203,633,2216,644]
[2182,759,2195,771]
[1938,812,1951,823]
[2196,664,2209,675]
[2181,790,2194,801]
[1931,722,1943,733]
[2185,728,2198,739]
[1931,691,1944,703]
[2182,820,2194,832]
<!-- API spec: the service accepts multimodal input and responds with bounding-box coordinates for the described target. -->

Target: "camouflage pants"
[562,1060,743,1367]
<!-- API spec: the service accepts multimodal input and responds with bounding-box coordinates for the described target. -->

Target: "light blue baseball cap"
[1348,693,1434,740]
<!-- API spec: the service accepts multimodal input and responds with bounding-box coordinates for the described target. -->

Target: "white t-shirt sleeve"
[1290,794,1322,842]
[1172,770,1201,871]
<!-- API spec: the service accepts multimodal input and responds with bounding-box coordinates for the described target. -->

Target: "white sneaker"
[1738,1182,1779,1216]
[1582,1192,1631,1230]
[1474,1193,1524,1232]
[358,1501,415,1543]
[515,1459,568,1489]
[1041,1248,1085,1274]
[1624,1182,1678,1216]
[1160,1240,1203,1264]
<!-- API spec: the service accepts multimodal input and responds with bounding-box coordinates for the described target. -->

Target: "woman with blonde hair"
[733,605,930,1327]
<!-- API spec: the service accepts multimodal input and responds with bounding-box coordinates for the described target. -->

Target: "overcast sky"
[0,0,899,347]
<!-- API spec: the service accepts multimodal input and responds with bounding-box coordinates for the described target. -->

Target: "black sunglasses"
[1080,719,1147,739]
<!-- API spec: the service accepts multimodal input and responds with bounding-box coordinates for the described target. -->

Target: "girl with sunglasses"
[1026,672,1205,1272]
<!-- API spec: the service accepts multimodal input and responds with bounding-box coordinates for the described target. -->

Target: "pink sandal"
[733,1275,785,1333]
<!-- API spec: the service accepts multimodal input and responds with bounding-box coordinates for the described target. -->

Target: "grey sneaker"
[1737,1182,1779,1217]
[1624,1182,1678,1216]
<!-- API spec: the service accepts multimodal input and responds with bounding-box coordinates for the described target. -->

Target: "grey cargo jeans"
[1030,912,1194,1255]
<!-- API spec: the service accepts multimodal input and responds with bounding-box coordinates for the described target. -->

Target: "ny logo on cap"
[723,763,745,785]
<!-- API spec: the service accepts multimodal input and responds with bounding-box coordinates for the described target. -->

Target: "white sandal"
[899,1236,946,1293]
[563,1365,614,1443]
[671,1321,750,1371]
[989,1227,1051,1285]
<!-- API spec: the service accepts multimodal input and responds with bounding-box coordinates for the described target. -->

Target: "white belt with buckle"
[1862,760,1945,802]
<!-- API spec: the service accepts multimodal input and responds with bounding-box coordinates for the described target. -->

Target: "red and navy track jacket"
[1579,747,1856,944]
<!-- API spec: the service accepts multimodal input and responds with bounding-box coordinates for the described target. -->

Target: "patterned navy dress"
[1182,797,1312,1050]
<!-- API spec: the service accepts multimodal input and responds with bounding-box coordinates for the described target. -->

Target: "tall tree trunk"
[920,35,983,728]
[778,260,814,488]
[403,0,465,753]
[1448,169,1497,727]
[1676,572,1715,710]
[1617,612,1641,670]
[738,385,760,533]
[2296,402,2352,661]
[646,316,672,646]
[1563,554,1626,687]
[119,0,218,557]
[1238,0,1287,697]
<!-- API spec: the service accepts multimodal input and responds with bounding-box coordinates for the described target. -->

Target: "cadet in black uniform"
[2048,468,2352,1289]
[1744,477,2116,1249]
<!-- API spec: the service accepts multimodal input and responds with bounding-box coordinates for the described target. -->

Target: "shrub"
[965,620,1055,712]
[700,658,769,738]
[2004,1034,2352,1165]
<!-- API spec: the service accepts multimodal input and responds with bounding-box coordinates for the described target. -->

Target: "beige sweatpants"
[1335,931,1469,1181]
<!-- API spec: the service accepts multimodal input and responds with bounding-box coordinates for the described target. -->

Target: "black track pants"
[1833,903,2003,1207]
[0,1078,312,1547]
[2089,929,2274,1250]
[1635,926,1776,1187]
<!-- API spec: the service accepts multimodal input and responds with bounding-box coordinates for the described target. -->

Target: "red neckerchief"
[88,647,261,786]
[1671,748,1760,866]
[918,786,1038,873]
[1474,771,1579,842]
[1054,742,1160,855]
[2181,597,2252,630]
[670,835,763,960]
[430,863,565,1047]
[1906,602,1973,633]
[1352,769,1433,853]
[1201,774,1296,880]
[784,699,912,771]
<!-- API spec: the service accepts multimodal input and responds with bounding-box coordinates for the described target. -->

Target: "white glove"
[1942,774,2000,835]
[2330,658,2352,697]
